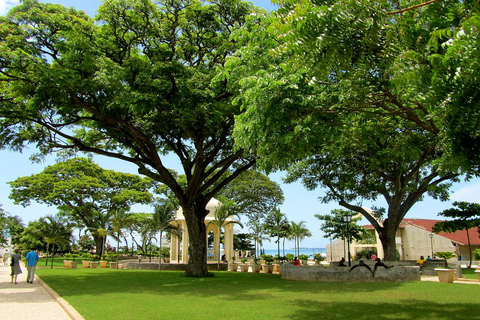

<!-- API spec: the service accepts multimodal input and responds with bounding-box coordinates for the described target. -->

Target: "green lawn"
[461,268,479,280]
[35,268,479,320]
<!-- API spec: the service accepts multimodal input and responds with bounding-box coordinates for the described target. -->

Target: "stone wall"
[329,259,462,276]
[122,262,228,271]
[281,264,420,282]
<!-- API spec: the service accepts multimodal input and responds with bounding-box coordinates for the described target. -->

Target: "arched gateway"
[169,198,235,264]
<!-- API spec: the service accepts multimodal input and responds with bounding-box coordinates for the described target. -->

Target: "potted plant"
[262,254,274,273]
[434,252,457,283]
[99,254,109,268]
[251,257,262,273]
[230,256,238,272]
[314,254,324,265]
[298,254,310,265]
[240,258,249,272]
[63,253,73,268]
[90,255,99,268]
[107,253,118,269]
[70,254,78,268]
[81,253,91,268]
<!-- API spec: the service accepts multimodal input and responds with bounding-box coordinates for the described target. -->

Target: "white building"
[327,218,480,262]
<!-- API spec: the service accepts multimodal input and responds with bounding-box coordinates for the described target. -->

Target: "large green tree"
[433,201,480,268]
[152,199,177,270]
[0,0,256,276]
[216,170,284,222]
[315,209,366,244]
[230,2,471,260]
[8,157,152,256]
[272,0,480,169]
[264,208,289,257]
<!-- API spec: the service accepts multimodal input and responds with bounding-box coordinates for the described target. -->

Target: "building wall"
[399,225,454,260]
[326,225,464,262]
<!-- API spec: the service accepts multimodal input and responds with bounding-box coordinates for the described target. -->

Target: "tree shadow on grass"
[36,269,406,298]
[284,299,478,320]
[35,269,478,320]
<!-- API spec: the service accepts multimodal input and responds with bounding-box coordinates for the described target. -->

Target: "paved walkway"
[0,264,84,320]
[421,274,480,285]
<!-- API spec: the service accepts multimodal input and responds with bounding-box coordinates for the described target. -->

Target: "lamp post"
[429,233,434,258]
[329,238,333,262]
[343,213,352,267]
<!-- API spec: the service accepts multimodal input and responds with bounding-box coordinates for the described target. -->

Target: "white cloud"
[451,181,480,203]
[0,0,21,16]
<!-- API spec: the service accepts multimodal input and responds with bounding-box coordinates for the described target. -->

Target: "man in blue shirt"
[25,248,39,284]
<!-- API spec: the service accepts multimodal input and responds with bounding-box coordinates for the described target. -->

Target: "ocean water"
[262,248,326,257]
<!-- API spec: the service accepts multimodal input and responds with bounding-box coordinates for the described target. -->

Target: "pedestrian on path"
[3,249,10,265]
[25,248,39,284]
[10,249,22,284]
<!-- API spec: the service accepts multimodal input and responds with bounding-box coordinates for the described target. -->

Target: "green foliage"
[78,235,95,252]
[473,249,480,260]
[34,268,480,320]
[261,254,274,265]
[229,1,471,261]
[264,208,289,258]
[356,248,377,260]
[314,254,324,262]
[0,0,257,277]
[81,253,91,261]
[285,253,294,262]
[433,201,480,267]
[315,209,366,243]
[216,170,284,222]
[435,252,456,268]
[298,254,309,262]
[8,157,153,257]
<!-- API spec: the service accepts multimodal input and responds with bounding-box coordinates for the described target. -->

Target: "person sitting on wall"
[349,259,372,274]
[293,257,301,266]
[339,257,347,267]
[372,257,394,277]
[416,255,427,273]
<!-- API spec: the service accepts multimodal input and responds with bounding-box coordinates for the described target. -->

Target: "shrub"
[298,254,309,262]
[473,249,480,260]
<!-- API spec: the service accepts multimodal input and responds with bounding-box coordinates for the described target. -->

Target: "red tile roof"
[365,218,480,246]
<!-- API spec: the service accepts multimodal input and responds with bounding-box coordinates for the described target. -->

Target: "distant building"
[327,218,480,262]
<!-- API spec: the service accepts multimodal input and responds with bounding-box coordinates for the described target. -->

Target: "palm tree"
[264,208,289,258]
[111,209,134,262]
[95,228,109,258]
[37,215,74,269]
[208,200,243,269]
[249,220,269,259]
[289,221,312,257]
[152,199,177,270]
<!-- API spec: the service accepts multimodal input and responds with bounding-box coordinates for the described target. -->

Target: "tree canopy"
[8,157,153,256]
[433,201,480,268]
[229,1,474,260]
[216,170,284,222]
[0,0,257,276]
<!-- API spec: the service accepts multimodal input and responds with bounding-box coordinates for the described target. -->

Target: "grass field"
[35,267,479,320]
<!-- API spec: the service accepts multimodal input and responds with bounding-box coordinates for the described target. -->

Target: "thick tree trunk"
[182,201,209,277]
[94,236,104,257]
[379,226,398,261]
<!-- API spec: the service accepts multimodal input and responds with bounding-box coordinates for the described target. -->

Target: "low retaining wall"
[330,260,462,277]
[122,262,228,271]
[281,264,420,282]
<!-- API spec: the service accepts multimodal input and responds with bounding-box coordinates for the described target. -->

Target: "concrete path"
[0,264,84,320]
[421,274,480,285]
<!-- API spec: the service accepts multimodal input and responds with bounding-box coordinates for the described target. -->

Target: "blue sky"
[1,0,479,250]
